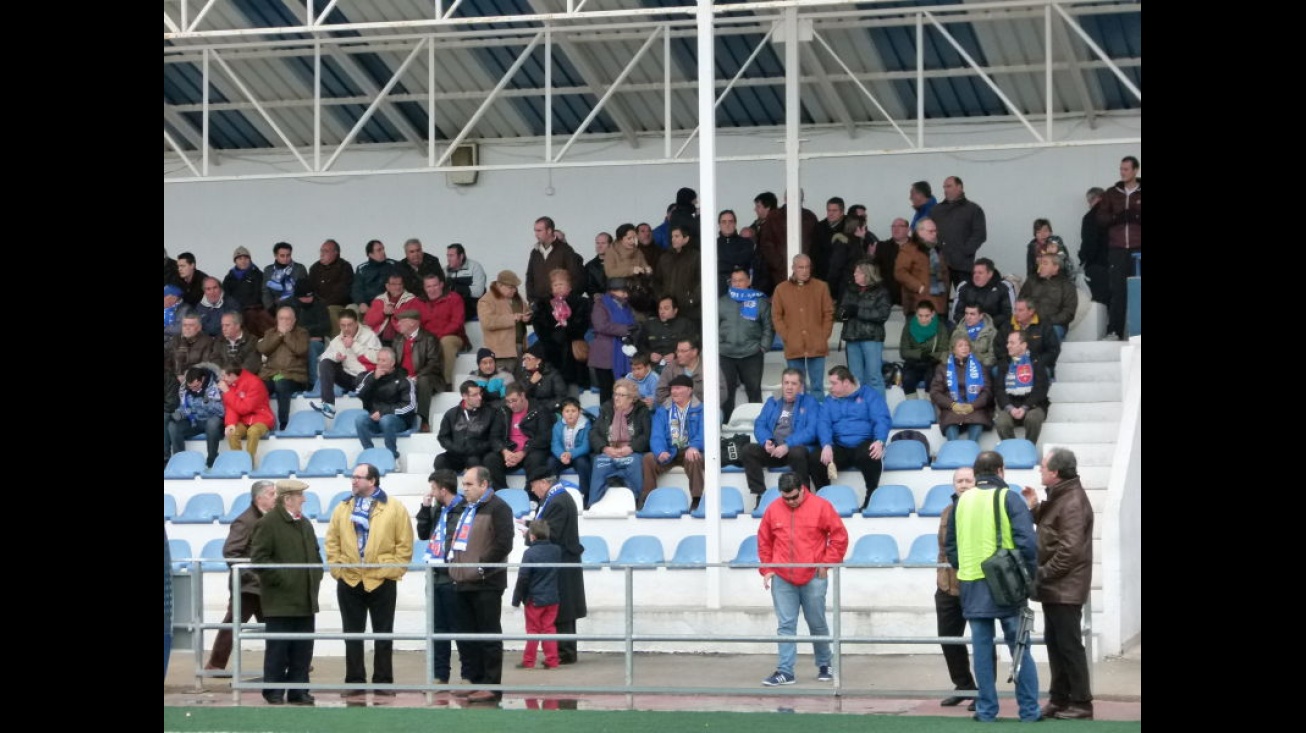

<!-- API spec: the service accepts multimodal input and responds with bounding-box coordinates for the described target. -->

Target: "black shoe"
[287,693,315,705]
[941,696,966,707]
[263,695,285,705]
[1052,704,1094,720]
[1041,702,1068,718]
[968,701,976,712]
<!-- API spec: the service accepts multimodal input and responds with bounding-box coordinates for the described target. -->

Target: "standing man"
[451,466,516,703]
[416,469,473,685]
[740,368,818,502]
[524,216,586,304]
[810,366,891,506]
[325,463,414,697]
[772,254,835,400]
[1022,448,1095,720]
[1078,187,1110,306]
[935,467,979,711]
[908,181,937,232]
[445,243,487,323]
[719,267,773,423]
[525,468,588,665]
[809,196,846,285]
[584,232,611,297]
[205,479,278,674]
[1096,156,1141,340]
[757,472,848,687]
[945,451,1040,723]
[249,479,323,706]
[930,176,987,289]
[397,238,447,298]
[352,240,399,318]
[752,191,786,296]
[308,238,354,337]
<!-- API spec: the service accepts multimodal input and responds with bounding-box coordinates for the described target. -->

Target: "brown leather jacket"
[1030,477,1094,604]
[936,501,961,595]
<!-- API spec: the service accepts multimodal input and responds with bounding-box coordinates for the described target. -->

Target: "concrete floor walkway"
[166,645,1140,721]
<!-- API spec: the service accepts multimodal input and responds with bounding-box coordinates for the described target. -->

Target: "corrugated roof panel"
[1081,11,1141,111]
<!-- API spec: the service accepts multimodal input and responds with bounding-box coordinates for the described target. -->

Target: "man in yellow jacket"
[326,463,413,697]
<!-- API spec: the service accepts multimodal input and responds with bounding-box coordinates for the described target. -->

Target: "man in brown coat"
[771,254,834,400]
[1022,448,1095,720]
[205,480,278,673]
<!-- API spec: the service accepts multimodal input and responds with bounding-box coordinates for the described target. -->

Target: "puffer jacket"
[355,365,416,417]
[1030,477,1094,605]
[838,282,891,343]
[757,490,849,587]
[174,363,225,424]
[650,396,705,457]
[771,276,834,359]
[325,491,413,591]
[718,292,774,358]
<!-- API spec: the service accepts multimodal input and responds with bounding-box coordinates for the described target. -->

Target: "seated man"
[167,364,226,468]
[392,310,447,432]
[289,280,332,388]
[396,238,447,299]
[256,305,311,432]
[353,347,418,461]
[310,309,381,418]
[1018,255,1078,343]
[261,242,309,313]
[364,273,419,342]
[641,374,705,511]
[217,311,263,374]
[352,239,399,317]
[219,362,275,467]
[993,330,1051,445]
[950,304,1001,374]
[810,366,891,508]
[166,311,219,380]
[740,368,818,502]
[445,243,487,323]
[415,273,469,390]
[195,277,240,338]
[624,352,660,411]
[638,295,695,372]
[588,378,651,505]
[654,337,727,407]
[174,252,210,308]
[435,380,502,474]
[164,284,187,345]
[1006,297,1062,381]
[484,383,555,489]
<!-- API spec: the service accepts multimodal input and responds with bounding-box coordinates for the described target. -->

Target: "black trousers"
[1044,602,1093,705]
[935,589,976,690]
[1106,247,1136,336]
[901,360,936,396]
[720,352,764,423]
[316,360,361,406]
[808,441,883,503]
[556,619,578,663]
[431,578,471,682]
[455,588,506,689]
[433,450,487,474]
[337,578,397,684]
[263,616,315,702]
[740,442,810,495]
[482,450,551,490]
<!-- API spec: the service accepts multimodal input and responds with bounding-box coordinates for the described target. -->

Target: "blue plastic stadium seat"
[221,493,253,523]
[862,484,915,518]
[580,536,611,565]
[751,487,781,518]
[164,451,207,479]
[299,448,348,478]
[299,491,323,521]
[300,383,344,400]
[691,485,745,519]
[164,494,178,521]
[320,490,352,523]
[996,438,1039,469]
[204,451,253,479]
[324,408,369,438]
[316,537,328,568]
[729,535,760,566]
[635,487,690,518]
[932,439,980,470]
[250,449,300,478]
[849,534,900,565]
[496,488,533,519]
[816,485,859,518]
[721,464,745,474]
[199,538,230,572]
[354,447,397,475]
[278,411,326,438]
[409,540,430,571]
[669,535,707,568]
[882,440,929,470]
[892,400,936,429]
[614,535,664,568]
[917,484,955,517]
[172,492,226,524]
[904,534,941,567]
[169,539,194,573]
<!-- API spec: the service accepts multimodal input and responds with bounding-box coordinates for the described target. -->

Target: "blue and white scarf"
[266,264,297,302]
[946,354,984,403]
[452,488,496,552]
[425,495,464,563]
[965,321,983,341]
[728,287,767,321]
[164,302,182,330]
[351,487,388,556]
[1003,353,1035,397]
[533,482,570,520]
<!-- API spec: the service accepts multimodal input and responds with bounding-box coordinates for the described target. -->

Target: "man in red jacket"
[757,472,848,686]
[220,363,275,467]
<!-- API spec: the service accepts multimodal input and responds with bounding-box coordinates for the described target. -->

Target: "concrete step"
[1048,401,1122,423]
[1059,340,1126,363]
[1041,441,1115,467]
[1039,422,1118,443]
[1077,465,1110,490]
[1054,361,1120,383]
[1048,381,1120,403]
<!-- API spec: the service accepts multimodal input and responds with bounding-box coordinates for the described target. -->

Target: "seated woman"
[929,335,994,442]
[549,397,594,507]
[513,342,568,415]
[167,363,226,468]
[588,378,651,506]
[898,299,951,398]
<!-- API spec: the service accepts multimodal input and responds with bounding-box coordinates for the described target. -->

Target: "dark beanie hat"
[477,347,496,362]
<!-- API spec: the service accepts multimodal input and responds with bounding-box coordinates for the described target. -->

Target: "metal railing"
[170,557,1093,702]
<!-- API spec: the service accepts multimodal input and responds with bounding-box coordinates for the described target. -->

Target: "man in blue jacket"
[740,368,818,502]
[945,451,1040,723]
[810,366,892,507]
[640,374,705,510]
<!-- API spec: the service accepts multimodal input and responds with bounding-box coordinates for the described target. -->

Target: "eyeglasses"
[613,391,632,398]
[781,491,802,503]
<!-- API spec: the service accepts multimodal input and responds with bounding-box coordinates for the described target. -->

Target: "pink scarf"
[551,295,572,326]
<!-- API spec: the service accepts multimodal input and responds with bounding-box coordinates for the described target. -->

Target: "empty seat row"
[164,446,397,480]
[576,532,943,568]
[168,536,328,574]
[882,438,1038,470]
[166,490,352,524]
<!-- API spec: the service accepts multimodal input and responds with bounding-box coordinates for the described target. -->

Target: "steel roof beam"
[799,43,856,138]
[1050,5,1097,129]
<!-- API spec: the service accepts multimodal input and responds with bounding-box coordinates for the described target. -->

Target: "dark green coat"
[250,506,323,617]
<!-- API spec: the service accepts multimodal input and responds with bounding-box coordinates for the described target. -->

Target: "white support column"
[783,6,801,270]
[697,0,722,609]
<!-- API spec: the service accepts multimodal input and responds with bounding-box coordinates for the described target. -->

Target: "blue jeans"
[550,453,593,507]
[970,613,1040,722]
[844,340,885,397]
[770,574,832,677]
[589,454,643,504]
[945,424,983,442]
[306,339,326,388]
[167,415,224,465]
[786,357,827,400]
[356,412,416,457]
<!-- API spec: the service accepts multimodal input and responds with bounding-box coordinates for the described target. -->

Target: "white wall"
[165,112,1141,285]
